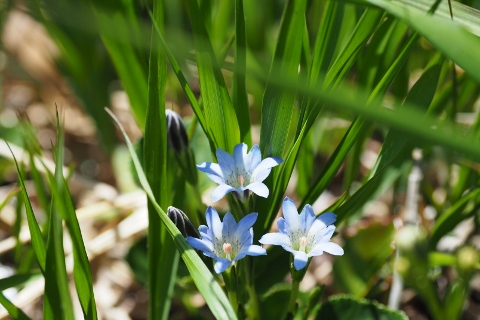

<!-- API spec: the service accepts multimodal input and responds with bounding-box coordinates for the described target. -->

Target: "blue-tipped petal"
[186,237,214,253]
[246,182,269,198]
[205,207,222,237]
[293,251,309,270]
[216,148,235,176]
[309,242,344,257]
[196,162,224,178]
[212,184,235,202]
[251,157,282,180]
[238,245,266,258]
[277,218,289,235]
[282,197,301,232]
[259,232,291,247]
[246,145,262,172]
[214,258,232,274]
[299,205,316,232]
[207,173,225,185]
[222,212,237,238]
[236,213,258,235]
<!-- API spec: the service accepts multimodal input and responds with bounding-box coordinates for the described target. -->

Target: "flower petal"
[313,225,336,245]
[206,173,225,185]
[214,258,232,274]
[186,237,214,253]
[259,232,291,247]
[299,204,316,232]
[196,162,224,179]
[205,207,222,238]
[222,212,237,239]
[233,143,247,176]
[198,225,212,241]
[282,197,301,232]
[251,156,283,182]
[246,145,262,173]
[277,218,289,235]
[212,184,235,202]
[307,212,336,238]
[245,182,269,198]
[239,245,267,259]
[308,241,344,257]
[236,213,258,235]
[216,148,235,176]
[293,251,309,270]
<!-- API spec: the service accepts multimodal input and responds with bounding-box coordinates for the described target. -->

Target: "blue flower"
[186,207,266,273]
[197,143,283,202]
[259,197,344,270]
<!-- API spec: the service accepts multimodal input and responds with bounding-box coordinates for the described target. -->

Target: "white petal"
[233,143,247,176]
[186,237,214,253]
[246,145,262,172]
[282,197,301,232]
[245,182,269,198]
[214,258,232,274]
[207,173,225,185]
[251,157,283,182]
[293,251,309,270]
[237,245,266,259]
[211,184,235,202]
[205,207,222,237]
[259,232,291,247]
[313,225,336,245]
[196,162,224,178]
[308,242,344,257]
[299,204,316,232]
[307,213,336,238]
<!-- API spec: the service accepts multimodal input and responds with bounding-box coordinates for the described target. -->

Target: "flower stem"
[288,280,300,314]
[224,266,238,314]
[245,257,261,319]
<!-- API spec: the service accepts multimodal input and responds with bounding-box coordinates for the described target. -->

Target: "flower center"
[237,175,244,187]
[299,236,308,252]
[223,243,233,260]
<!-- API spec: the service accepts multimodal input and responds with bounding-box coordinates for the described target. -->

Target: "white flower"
[196,143,283,202]
[259,197,344,270]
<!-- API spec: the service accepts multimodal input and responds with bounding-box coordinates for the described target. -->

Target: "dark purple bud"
[166,109,189,154]
[167,206,199,238]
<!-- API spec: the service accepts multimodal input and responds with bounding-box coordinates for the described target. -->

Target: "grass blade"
[144,2,178,319]
[233,0,251,144]
[0,292,31,320]
[259,0,307,157]
[189,0,240,152]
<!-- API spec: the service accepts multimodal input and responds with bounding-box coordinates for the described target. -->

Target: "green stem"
[224,266,238,314]
[288,280,300,314]
[245,257,261,319]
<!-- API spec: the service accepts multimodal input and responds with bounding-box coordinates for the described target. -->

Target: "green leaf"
[0,291,31,320]
[106,109,237,320]
[144,2,177,319]
[0,273,41,291]
[350,0,480,85]
[260,283,291,319]
[316,295,409,320]
[430,188,480,247]
[189,0,240,153]
[259,0,306,157]
[233,0,251,144]
[7,144,46,273]
[43,116,74,320]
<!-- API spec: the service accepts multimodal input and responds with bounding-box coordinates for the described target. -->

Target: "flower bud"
[166,109,189,154]
[167,206,199,238]
[165,109,198,185]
